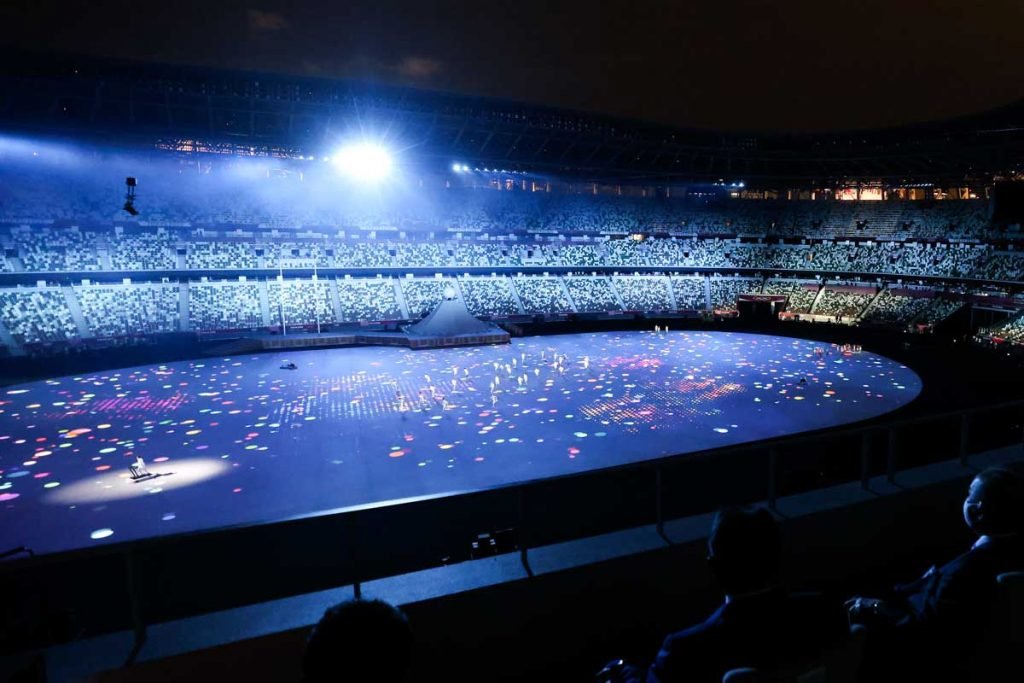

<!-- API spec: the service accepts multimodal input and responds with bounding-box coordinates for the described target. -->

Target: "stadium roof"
[1,49,1022,186]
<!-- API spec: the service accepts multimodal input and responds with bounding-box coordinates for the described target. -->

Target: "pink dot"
[232,487,243,493]
[33,472,50,479]
[0,493,19,502]
[154,457,169,462]
[95,465,111,471]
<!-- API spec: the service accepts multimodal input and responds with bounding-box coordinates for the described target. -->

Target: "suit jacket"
[640,589,847,683]
[851,534,1024,682]
[890,533,1024,642]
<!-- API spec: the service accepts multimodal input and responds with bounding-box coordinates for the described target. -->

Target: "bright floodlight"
[332,143,393,181]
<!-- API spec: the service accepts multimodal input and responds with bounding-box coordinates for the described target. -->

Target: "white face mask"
[963,478,984,533]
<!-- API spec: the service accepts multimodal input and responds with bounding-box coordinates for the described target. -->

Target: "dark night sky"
[1,0,1022,133]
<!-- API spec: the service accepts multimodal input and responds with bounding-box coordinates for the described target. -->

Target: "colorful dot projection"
[0,331,921,555]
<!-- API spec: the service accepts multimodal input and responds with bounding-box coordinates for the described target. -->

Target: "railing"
[2,398,1023,660]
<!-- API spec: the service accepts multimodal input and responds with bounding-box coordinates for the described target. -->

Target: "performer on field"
[129,456,150,480]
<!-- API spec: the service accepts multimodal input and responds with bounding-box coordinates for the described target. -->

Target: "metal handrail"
[0,546,34,561]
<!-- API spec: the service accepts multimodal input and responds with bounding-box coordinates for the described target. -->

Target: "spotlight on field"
[332,143,393,181]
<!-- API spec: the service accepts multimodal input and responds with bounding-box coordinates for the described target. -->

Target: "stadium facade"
[0,50,1022,359]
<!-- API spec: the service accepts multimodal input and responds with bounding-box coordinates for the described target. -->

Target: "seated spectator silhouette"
[847,466,1024,679]
[302,598,413,683]
[611,506,846,683]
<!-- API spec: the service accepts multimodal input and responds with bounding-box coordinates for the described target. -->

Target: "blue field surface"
[0,331,920,555]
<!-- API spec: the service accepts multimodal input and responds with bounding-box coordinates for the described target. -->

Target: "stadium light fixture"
[332,143,393,181]
[452,163,462,173]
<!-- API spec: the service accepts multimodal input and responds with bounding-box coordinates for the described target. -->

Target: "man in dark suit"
[610,506,847,683]
[847,466,1024,678]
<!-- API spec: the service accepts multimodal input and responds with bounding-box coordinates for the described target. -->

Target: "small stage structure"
[259,291,509,351]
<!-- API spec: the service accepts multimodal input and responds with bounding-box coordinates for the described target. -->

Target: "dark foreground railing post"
[959,413,970,466]
[655,464,670,544]
[1020,409,1024,453]
[886,428,898,483]
[517,487,533,577]
[860,430,872,490]
[768,447,778,511]
[123,549,147,666]
[348,513,361,600]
